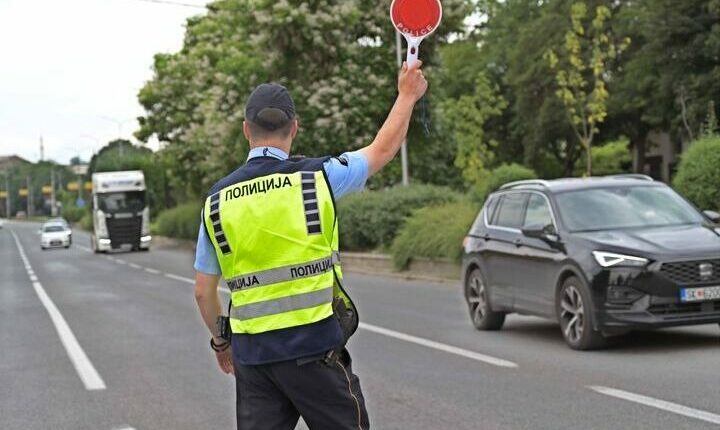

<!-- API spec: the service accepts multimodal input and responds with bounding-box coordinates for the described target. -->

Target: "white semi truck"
[91,170,151,253]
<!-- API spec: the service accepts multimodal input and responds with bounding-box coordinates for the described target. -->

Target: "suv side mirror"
[703,210,720,223]
[521,224,546,239]
[522,224,559,243]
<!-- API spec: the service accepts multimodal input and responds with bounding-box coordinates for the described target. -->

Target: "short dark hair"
[246,108,294,140]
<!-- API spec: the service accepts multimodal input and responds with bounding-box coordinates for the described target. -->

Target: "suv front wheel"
[557,276,606,350]
[464,268,505,330]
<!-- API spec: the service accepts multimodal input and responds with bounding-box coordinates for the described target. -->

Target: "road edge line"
[10,230,107,391]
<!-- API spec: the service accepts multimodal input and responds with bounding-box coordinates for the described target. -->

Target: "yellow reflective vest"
[203,169,355,335]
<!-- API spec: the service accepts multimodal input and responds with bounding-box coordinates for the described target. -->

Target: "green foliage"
[440,71,507,189]
[578,138,631,176]
[155,202,203,241]
[391,201,478,269]
[546,2,628,176]
[474,163,537,202]
[673,135,720,211]
[137,0,472,195]
[337,185,461,251]
[60,205,86,223]
[79,212,93,231]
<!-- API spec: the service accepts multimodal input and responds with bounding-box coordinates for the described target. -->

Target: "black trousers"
[234,348,369,430]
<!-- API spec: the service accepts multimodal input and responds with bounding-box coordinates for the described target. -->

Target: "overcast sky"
[0,0,207,164]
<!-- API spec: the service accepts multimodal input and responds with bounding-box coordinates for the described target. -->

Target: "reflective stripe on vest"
[227,252,340,292]
[230,287,333,320]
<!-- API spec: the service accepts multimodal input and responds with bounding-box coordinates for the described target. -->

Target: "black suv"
[462,175,720,350]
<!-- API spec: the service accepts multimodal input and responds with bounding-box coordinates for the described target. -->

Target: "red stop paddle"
[390,0,443,67]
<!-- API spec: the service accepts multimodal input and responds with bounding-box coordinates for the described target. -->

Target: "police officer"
[194,61,427,429]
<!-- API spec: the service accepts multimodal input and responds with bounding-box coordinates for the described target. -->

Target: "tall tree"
[546,2,628,176]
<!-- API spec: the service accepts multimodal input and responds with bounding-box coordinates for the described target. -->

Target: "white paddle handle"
[405,37,421,67]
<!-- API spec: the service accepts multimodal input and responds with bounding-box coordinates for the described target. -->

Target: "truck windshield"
[97,191,146,213]
[555,186,704,232]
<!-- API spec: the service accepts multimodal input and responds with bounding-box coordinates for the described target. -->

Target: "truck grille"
[659,259,720,285]
[106,216,142,247]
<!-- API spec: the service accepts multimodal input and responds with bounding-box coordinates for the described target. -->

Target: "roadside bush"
[61,205,86,223]
[576,138,632,176]
[337,184,461,251]
[79,213,93,231]
[673,135,720,211]
[391,201,478,269]
[473,163,537,202]
[155,202,203,241]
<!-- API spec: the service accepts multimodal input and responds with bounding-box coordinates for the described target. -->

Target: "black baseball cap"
[245,83,296,131]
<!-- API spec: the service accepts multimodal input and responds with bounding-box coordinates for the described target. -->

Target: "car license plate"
[680,286,720,302]
[51,240,61,246]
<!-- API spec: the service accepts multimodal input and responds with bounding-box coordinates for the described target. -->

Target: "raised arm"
[359,61,428,176]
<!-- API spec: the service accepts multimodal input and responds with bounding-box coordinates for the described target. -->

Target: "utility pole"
[40,136,44,162]
[396,31,410,186]
[2,171,10,218]
[50,168,57,217]
[26,175,33,218]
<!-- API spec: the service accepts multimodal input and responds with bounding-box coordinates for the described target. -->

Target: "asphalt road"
[1,220,719,430]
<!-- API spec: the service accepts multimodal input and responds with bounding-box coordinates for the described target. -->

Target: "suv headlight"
[593,251,648,268]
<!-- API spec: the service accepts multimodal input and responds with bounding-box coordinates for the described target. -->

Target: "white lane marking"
[144,267,160,275]
[29,274,38,282]
[589,386,720,425]
[128,263,141,269]
[164,273,194,284]
[358,322,518,368]
[77,245,92,253]
[10,230,106,391]
[112,427,136,430]
[115,259,127,265]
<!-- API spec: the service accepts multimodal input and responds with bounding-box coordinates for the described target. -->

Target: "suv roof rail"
[606,174,654,181]
[499,179,551,190]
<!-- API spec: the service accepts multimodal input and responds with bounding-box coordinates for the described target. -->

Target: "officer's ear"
[289,119,299,140]
[243,120,251,141]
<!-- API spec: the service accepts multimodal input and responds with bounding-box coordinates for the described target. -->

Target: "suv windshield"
[555,185,704,232]
[97,191,146,213]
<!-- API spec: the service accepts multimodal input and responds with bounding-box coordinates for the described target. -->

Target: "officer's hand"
[398,61,428,102]
[215,348,234,375]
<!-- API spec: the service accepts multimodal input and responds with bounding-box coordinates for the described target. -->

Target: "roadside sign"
[67,181,79,192]
[390,0,442,66]
[0,191,7,198]
[19,188,28,197]
[42,185,52,194]
[76,198,86,209]
[84,181,93,191]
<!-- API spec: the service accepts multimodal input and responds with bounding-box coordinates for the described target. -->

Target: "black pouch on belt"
[332,297,356,343]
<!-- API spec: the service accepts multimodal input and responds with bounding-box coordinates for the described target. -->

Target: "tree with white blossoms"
[137,0,471,197]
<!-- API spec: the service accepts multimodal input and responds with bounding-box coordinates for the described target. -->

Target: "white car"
[40,222,71,250]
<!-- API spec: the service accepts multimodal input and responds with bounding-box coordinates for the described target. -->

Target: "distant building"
[631,131,688,184]
[0,155,31,171]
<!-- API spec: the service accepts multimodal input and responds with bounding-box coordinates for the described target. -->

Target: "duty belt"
[226,252,340,292]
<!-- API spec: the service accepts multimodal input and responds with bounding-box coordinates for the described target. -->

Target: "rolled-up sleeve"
[322,151,369,199]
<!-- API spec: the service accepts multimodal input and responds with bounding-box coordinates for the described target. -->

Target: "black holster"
[332,297,357,344]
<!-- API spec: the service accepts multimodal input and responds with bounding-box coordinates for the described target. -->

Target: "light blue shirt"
[194,147,369,275]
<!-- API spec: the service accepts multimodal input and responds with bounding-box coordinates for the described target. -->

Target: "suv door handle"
[514,238,522,247]
[483,233,491,241]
